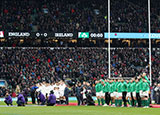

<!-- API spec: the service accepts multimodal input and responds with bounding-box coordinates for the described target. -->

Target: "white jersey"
[52,85,56,91]
[36,86,41,92]
[45,85,52,95]
[59,84,66,97]
[36,85,46,96]
[54,85,60,98]
[59,84,66,92]
[41,85,47,96]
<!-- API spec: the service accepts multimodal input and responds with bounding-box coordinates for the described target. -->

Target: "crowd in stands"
[0,0,160,105]
[0,48,108,97]
[0,0,160,33]
[110,48,149,77]
[151,48,160,84]
[0,0,107,32]
[0,47,160,97]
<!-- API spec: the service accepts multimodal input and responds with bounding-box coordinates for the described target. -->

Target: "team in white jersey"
[36,81,66,102]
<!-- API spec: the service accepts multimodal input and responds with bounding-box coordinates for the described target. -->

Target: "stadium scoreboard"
[0,31,160,39]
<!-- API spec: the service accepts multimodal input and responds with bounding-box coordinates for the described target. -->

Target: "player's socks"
[101,98,105,105]
[111,100,113,105]
[147,98,150,106]
[131,100,133,106]
[144,100,146,106]
[117,100,120,106]
[98,99,100,106]
[119,100,122,106]
[60,100,64,104]
[126,100,128,105]
[141,100,144,106]
[134,100,137,106]
[115,100,118,106]
[144,100,146,107]
[144,100,147,106]
[147,99,150,106]
[128,100,131,106]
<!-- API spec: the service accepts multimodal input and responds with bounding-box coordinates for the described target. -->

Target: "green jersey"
[140,76,150,85]
[108,83,113,93]
[109,83,114,93]
[130,82,136,92]
[121,82,127,92]
[102,82,109,93]
[108,82,111,93]
[115,81,119,92]
[139,80,143,91]
[135,82,141,93]
[111,82,116,92]
[95,83,102,92]
[117,82,122,93]
[127,82,131,92]
[144,76,150,85]
[142,82,150,91]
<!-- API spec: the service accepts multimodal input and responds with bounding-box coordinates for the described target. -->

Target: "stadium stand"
[0,0,160,32]
[0,0,160,105]
[0,47,160,97]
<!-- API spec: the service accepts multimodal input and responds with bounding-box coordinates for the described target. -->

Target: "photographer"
[47,90,56,106]
[75,82,83,106]
[154,83,160,104]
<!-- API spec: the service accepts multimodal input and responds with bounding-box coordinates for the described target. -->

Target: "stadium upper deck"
[0,0,160,33]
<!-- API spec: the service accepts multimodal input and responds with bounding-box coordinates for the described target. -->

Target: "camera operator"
[154,83,160,104]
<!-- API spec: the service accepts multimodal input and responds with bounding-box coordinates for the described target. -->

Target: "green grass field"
[0,101,159,115]
[0,106,160,115]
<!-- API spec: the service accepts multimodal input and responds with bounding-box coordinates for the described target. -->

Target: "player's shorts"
[59,91,64,97]
[117,93,122,97]
[132,92,136,97]
[54,92,60,98]
[99,91,105,97]
[142,91,149,97]
[126,92,131,97]
[110,93,114,97]
[113,92,118,97]
[96,92,101,97]
[140,90,143,97]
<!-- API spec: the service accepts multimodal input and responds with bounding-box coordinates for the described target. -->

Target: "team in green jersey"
[95,72,150,108]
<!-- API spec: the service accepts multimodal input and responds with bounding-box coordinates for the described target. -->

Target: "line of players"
[35,80,70,105]
[4,73,150,107]
[95,73,150,108]
[4,80,70,106]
